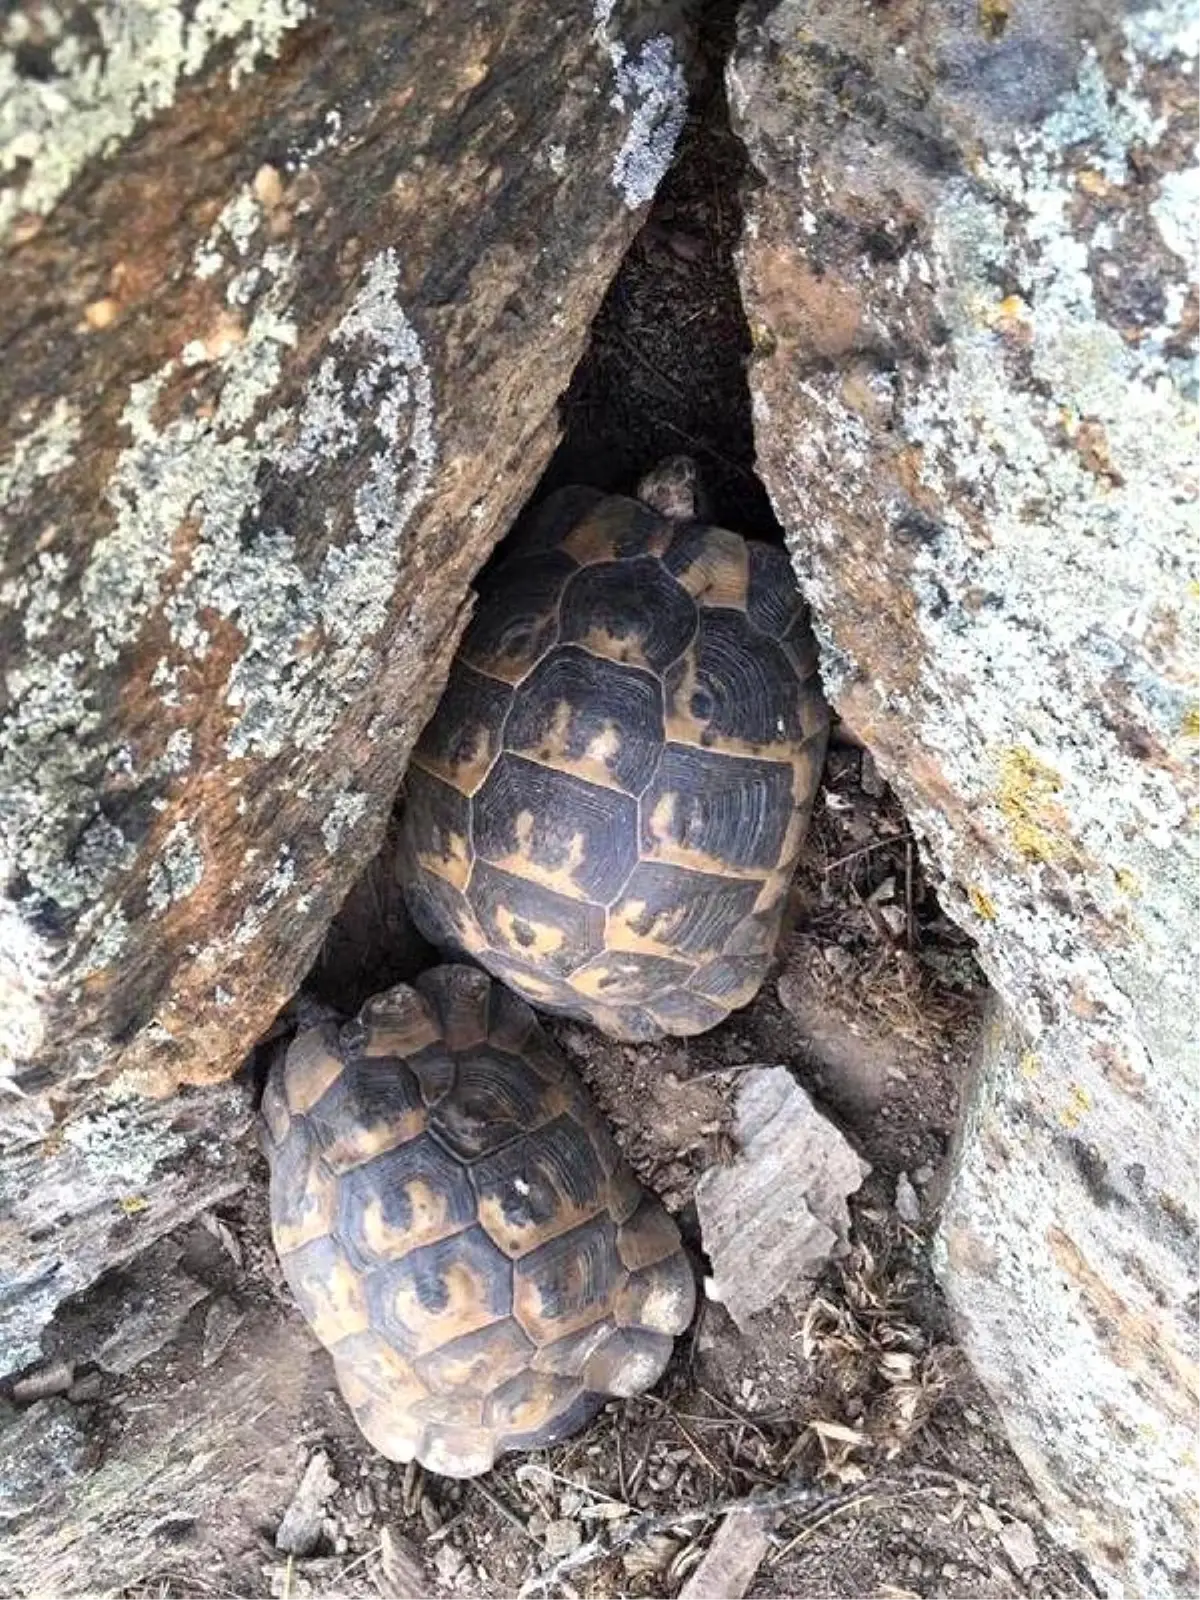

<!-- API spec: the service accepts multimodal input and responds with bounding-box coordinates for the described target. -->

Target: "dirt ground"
[2,12,1102,1600]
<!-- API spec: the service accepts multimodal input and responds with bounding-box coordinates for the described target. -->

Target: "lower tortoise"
[262,964,695,1478]
[401,457,829,1040]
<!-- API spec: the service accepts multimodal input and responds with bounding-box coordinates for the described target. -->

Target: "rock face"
[0,0,692,1366]
[731,3,1197,1594]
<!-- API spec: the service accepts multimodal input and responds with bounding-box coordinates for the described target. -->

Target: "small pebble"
[895,1172,921,1223]
[1000,1518,1040,1574]
[542,1518,582,1560]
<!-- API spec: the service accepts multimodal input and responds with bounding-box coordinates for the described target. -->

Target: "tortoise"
[261,963,695,1478]
[399,457,829,1040]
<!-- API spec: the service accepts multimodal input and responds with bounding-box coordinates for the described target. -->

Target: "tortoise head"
[636,455,710,523]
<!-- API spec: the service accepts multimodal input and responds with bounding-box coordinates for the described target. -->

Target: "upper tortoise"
[401,458,829,1041]
[262,965,694,1477]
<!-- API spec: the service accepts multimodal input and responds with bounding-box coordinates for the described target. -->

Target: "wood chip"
[695,1068,869,1328]
[679,1505,770,1600]
[275,1451,337,1556]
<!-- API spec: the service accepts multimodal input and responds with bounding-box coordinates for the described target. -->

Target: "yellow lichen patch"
[1059,1082,1093,1129]
[1112,866,1142,897]
[1020,1051,1042,1080]
[1180,706,1200,741]
[995,745,1077,865]
[968,885,997,920]
[118,1194,149,1216]
[978,0,1011,39]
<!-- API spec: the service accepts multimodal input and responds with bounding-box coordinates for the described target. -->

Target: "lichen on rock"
[731,0,1198,1591]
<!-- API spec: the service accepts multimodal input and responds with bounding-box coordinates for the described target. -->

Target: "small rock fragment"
[200,1297,246,1369]
[999,1518,1039,1574]
[275,1450,337,1557]
[542,1517,582,1560]
[12,1361,74,1405]
[895,1172,921,1224]
[622,1534,681,1580]
[377,1524,429,1597]
[695,1068,869,1329]
[434,1543,464,1582]
[680,1505,771,1600]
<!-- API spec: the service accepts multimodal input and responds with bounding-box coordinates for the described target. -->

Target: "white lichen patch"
[0,400,81,563]
[0,0,310,238]
[146,823,206,915]
[592,3,686,210]
[321,791,369,854]
[231,847,295,947]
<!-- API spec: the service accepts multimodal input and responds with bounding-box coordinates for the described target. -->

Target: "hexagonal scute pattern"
[262,966,694,1476]
[401,485,830,1039]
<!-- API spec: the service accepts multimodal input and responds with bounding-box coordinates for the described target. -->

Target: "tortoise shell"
[261,964,695,1478]
[399,481,829,1040]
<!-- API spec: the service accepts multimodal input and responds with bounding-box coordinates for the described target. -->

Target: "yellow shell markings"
[562,504,670,566]
[360,991,441,1057]
[298,1254,372,1345]
[494,1372,580,1433]
[283,1027,344,1114]
[614,1266,691,1333]
[494,903,569,958]
[669,528,750,609]
[576,621,652,669]
[486,810,591,901]
[606,895,704,961]
[389,1258,501,1355]
[359,1180,459,1258]
[517,701,628,792]
[416,826,473,891]
[321,1106,426,1174]
[416,722,497,796]
[617,1204,692,1273]
[332,1331,429,1408]
[642,789,763,882]
[513,1270,609,1343]
[570,955,697,1002]
[272,1175,337,1256]
[419,1321,534,1393]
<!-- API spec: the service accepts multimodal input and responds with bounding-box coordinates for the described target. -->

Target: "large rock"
[731,3,1197,1594]
[0,0,691,1366]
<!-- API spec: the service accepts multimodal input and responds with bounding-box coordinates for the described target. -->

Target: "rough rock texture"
[731,3,1198,1594]
[0,1080,251,1373]
[695,1067,869,1330]
[0,0,693,1368]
